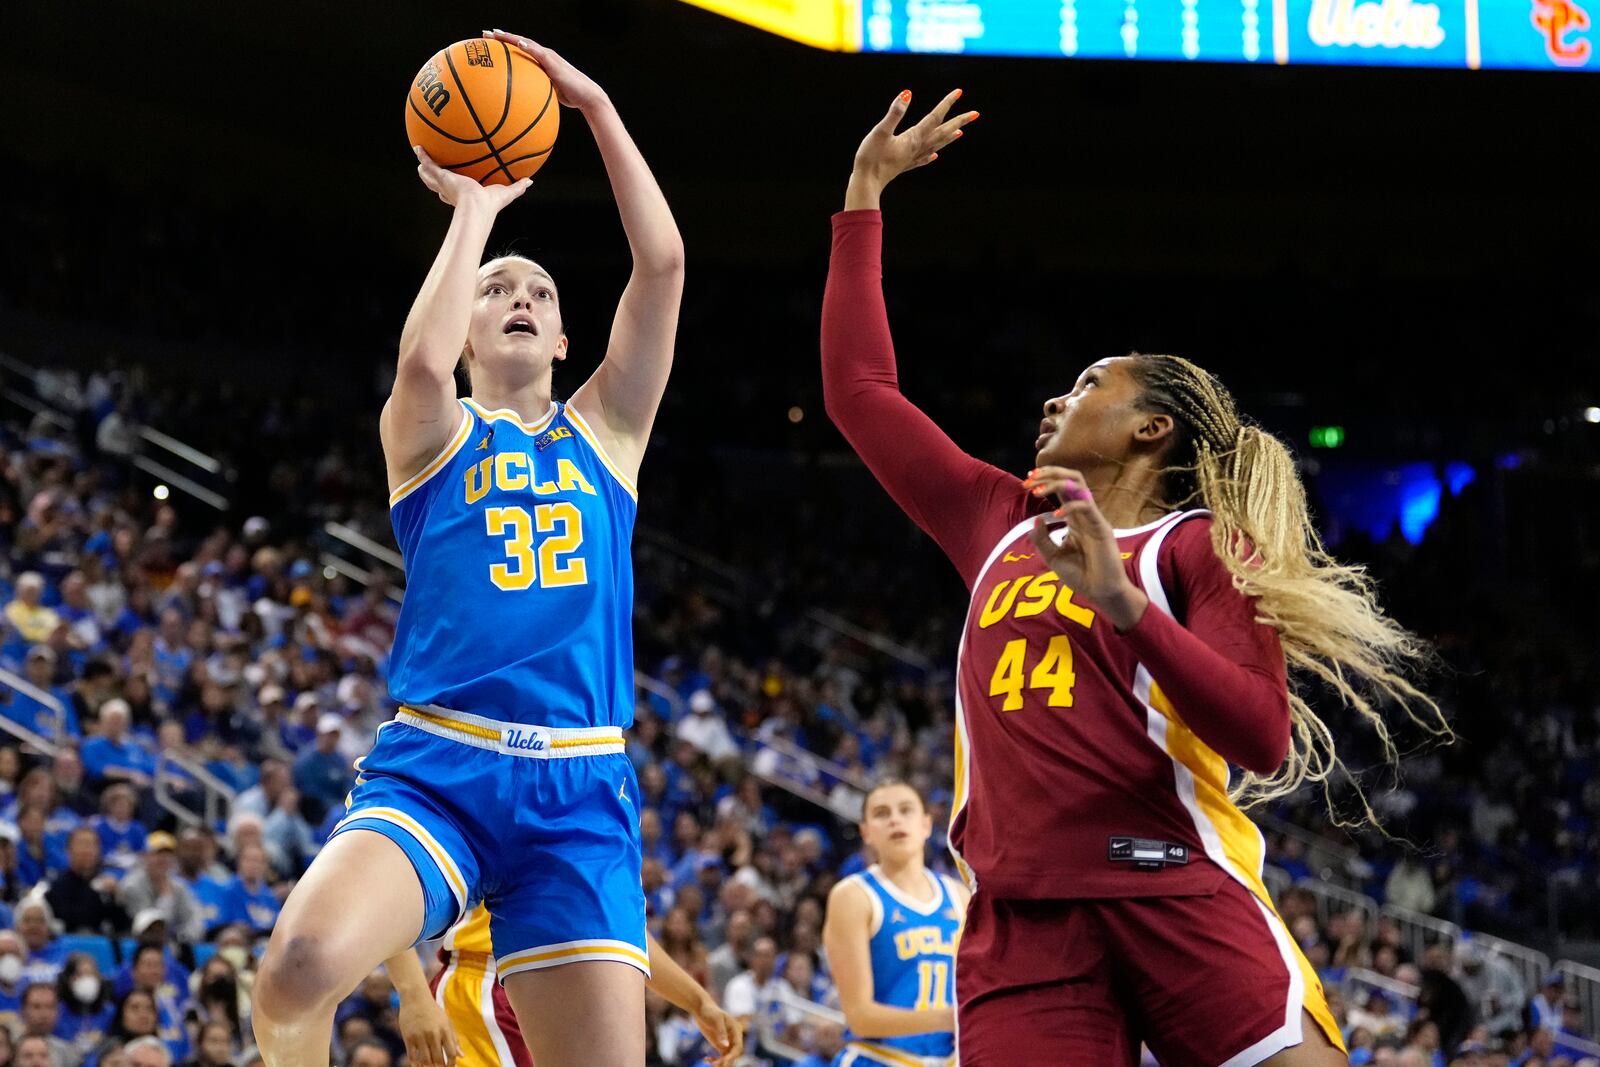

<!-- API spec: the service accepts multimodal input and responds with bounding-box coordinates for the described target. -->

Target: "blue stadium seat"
[56,934,116,974]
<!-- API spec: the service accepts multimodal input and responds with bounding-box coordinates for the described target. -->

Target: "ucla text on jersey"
[387,398,637,730]
[838,865,962,1066]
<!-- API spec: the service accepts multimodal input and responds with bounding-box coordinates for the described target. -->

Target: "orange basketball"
[405,38,559,186]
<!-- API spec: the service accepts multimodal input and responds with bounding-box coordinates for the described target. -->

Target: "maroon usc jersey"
[949,509,1282,900]
[821,209,1293,907]
[822,208,1342,1060]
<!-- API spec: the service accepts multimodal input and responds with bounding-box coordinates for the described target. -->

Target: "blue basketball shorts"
[330,704,649,980]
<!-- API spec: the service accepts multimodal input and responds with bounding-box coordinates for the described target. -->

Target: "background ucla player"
[252,31,684,1067]
[823,781,968,1067]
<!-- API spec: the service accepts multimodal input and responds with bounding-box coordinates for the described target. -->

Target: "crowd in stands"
[1273,887,1599,1067]
[1,147,1597,1065]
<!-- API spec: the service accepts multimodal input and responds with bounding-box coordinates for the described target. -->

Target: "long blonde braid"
[1127,353,1451,824]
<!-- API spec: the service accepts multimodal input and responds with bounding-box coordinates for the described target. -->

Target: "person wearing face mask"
[56,952,116,1061]
[0,928,29,1031]
[186,959,243,1042]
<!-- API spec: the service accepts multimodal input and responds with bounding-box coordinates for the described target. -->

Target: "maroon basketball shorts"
[955,878,1344,1066]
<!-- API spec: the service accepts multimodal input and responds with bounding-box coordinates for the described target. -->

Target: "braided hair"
[1127,353,1450,825]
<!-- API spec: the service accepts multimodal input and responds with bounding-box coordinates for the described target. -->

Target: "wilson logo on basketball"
[415,62,451,117]
[464,40,496,67]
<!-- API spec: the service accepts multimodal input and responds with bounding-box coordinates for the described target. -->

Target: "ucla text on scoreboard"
[678,0,1593,70]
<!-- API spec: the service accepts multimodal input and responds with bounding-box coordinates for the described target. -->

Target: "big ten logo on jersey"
[464,451,597,593]
[893,926,955,961]
[463,39,496,67]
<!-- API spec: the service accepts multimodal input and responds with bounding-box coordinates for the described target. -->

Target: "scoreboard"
[677,0,1594,71]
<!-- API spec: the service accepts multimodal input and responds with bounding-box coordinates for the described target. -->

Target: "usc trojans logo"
[1532,0,1592,65]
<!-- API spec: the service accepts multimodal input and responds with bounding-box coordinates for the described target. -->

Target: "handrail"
[1,387,74,431]
[154,751,236,830]
[152,766,200,828]
[747,735,871,822]
[753,984,846,1062]
[758,734,873,793]
[1556,959,1600,1038]
[1,352,230,510]
[634,673,685,721]
[1262,864,1291,904]
[324,522,405,574]
[138,426,222,474]
[1252,812,1361,889]
[131,455,229,511]
[803,608,933,671]
[0,666,67,743]
[1473,932,1549,1005]
[1294,877,1380,928]
[1380,903,1461,963]
[1341,966,1421,1004]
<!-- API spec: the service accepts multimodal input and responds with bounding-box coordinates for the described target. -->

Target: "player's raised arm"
[822,92,1017,586]
[822,879,953,1039]
[488,31,684,484]
[382,152,531,491]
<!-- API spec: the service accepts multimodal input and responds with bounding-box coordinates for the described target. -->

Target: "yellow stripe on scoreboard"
[674,0,862,51]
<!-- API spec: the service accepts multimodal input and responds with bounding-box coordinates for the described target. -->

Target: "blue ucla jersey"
[388,398,638,729]
[841,865,962,1061]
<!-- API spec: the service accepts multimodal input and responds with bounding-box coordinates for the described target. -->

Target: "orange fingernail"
[899,90,912,103]
[1054,507,1065,517]
[954,130,963,139]
[931,152,939,161]
[954,88,964,100]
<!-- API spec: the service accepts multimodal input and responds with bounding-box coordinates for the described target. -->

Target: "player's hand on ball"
[852,89,978,188]
[1024,467,1150,632]
[486,31,608,111]
[396,990,461,1067]
[691,997,745,1067]
[413,146,531,209]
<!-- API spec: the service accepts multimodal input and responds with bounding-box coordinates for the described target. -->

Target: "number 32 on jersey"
[465,451,596,592]
[484,503,586,591]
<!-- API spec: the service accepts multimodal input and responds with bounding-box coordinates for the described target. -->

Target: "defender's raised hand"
[845,89,979,210]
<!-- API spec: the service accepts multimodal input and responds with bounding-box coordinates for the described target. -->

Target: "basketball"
[405,37,559,186]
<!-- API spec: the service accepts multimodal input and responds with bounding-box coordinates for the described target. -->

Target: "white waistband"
[845,1042,954,1067]
[395,704,625,759]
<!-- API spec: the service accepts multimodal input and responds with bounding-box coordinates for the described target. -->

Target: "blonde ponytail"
[1129,353,1451,826]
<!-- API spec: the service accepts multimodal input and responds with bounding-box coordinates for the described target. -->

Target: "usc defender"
[821,90,1443,1066]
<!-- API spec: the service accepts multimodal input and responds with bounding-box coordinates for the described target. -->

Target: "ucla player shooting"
[252,32,683,1067]
[823,781,968,1067]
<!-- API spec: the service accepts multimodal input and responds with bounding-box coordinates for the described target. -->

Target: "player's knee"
[255,934,347,1020]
